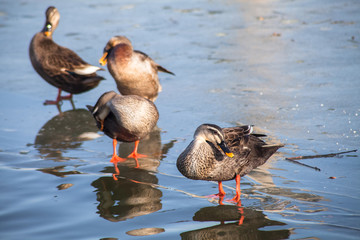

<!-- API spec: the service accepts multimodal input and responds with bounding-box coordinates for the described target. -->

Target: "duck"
[86,91,159,180]
[29,6,104,106]
[177,124,284,202]
[99,36,174,102]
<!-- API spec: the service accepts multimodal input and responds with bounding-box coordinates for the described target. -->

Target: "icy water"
[1,0,360,239]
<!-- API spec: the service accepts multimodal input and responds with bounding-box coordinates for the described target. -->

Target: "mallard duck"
[29,6,104,105]
[177,124,284,202]
[99,36,174,102]
[86,91,159,180]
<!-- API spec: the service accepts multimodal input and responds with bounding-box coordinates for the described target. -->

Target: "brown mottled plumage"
[29,6,104,105]
[177,124,283,202]
[99,36,174,102]
[87,91,159,180]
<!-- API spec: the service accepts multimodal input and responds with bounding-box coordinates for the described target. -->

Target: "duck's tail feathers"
[262,144,285,149]
[158,65,175,75]
[261,144,284,158]
[252,133,268,138]
[82,76,105,84]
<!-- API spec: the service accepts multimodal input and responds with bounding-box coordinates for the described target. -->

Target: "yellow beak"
[99,52,108,66]
[218,141,234,158]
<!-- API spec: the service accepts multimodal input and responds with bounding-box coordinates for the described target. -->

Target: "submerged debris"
[57,183,74,190]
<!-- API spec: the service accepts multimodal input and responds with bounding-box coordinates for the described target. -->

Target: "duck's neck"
[180,138,215,179]
[113,44,132,62]
[187,138,212,161]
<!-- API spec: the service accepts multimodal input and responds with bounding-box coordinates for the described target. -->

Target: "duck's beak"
[44,31,51,37]
[99,52,108,66]
[218,141,234,158]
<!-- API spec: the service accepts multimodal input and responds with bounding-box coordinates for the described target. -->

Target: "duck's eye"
[46,23,52,31]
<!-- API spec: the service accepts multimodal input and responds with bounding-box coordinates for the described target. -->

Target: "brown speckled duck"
[87,91,159,180]
[177,124,284,202]
[29,6,104,105]
[99,36,174,102]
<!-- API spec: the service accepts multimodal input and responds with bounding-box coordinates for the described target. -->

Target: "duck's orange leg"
[44,88,73,105]
[230,175,241,202]
[44,88,62,105]
[127,140,147,159]
[110,139,126,180]
[206,181,226,199]
[217,181,226,197]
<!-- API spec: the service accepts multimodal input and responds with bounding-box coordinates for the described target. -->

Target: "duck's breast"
[109,47,160,98]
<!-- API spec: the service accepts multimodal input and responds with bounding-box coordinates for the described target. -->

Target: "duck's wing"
[224,126,283,174]
[32,36,100,77]
[134,50,175,75]
[51,45,103,75]
[134,50,150,60]
[222,125,254,158]
[223,125,252,146]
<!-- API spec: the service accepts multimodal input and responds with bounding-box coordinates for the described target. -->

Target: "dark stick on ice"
[285,149,358,172]
[285,158,321,171]
[286,149,357,160]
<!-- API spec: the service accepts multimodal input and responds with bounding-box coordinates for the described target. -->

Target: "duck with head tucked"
[99,36,174,102]
[177,124,284,202]
[87,91,159,180]
[29,6,104,106]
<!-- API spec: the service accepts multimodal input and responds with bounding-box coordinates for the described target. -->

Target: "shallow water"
[0,0,359,239]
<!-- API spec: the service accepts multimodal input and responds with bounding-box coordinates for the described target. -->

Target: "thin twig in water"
[286,149,357,160]
[285,149,358,172]
[285,158,321,171]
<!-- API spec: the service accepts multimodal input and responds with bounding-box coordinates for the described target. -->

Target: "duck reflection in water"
[180,205,290,240]
[91,127,174,222]
[92,173,162,222]
[34,108,99,161]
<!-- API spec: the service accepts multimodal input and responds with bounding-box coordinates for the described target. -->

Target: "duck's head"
[194,124,234,158]
[86,91,117,122]
[99,36,133,66]
[42,6,60,38]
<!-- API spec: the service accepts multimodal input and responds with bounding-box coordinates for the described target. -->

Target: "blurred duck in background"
[99,36,174,102]
[29,6,104,106]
